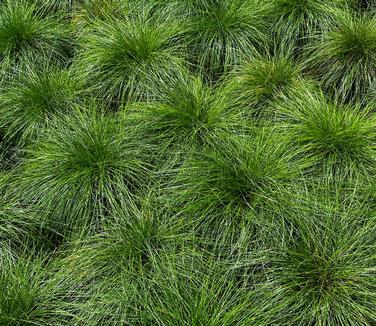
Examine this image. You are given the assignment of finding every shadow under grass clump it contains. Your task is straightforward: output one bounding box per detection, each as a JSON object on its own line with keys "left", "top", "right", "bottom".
{"left": 251, "top": 193, "right": 376, "bottom": 325}
{"left": 226, "top": 55, "right": 313, "bottom": 122}
{"left": 75, "top": 7, "right": 187, "bottom": 107}
{"left": 307, "top": 11, "right": 376, "bottom": 102}
{"left": 0, "top": 0, "right": 72, "bottom": 77}
{"left": 172, "top": 130, "right": 300, "bottom": 231}
{"left": 173, "top": 0, "right": 270, "bottom": 82}
{"left": 12, "top": 108, "right": 152, "bottom": 240}
{"left": 0, "top": 66, "right": 83, "bottom": 146}
{"left": 279, "top": 88, "right": 376, "bottom": 177}
{"left": 125, "top": 75, "right": 248, "bottom": 161}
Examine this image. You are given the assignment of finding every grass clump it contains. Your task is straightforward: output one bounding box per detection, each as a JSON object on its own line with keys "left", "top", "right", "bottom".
{"left": 125, "top": 76, "right": 247, "bottom": 157}
{"left": 13, "top": 108, "right": 152, "bottom": 239}
{"left": 172, "top": 130, "right": 299, "bottom": 228}
{"left": 226, "top": 55, "right": 310, "bottom": 121}
{"left": 307, "top": 12, "right": 376, "bottom": 102}
{"left": 58, "top": 202, "right": 195, "bottom": 325}
{"left": 63, "top": 203, "right": 193, "bottom": 280}
{"left": 75, "top": 8, "right": 186, "bottom": 106}
{"left": 0, "top": 246, "right": 69, "bottom": 326}
{"left": 251, "top": 193, "right": 376, "bottom": 325}
{"left": 266, "top": 0, "right": 344, "bottom": 53}
{"left": 279, "top": 89, "right": 376, "bottom": 176}
{"left": 0, "top": 0, "right": 71, "bottom": 75}
{"left": 175, "top": 0, "right": 270, "bottom": 81}
{"left": 0, "top": 66, "right": 82, "bottom": 145}
{"left": 142, "top": 257, "right": 254, "bottom": 326}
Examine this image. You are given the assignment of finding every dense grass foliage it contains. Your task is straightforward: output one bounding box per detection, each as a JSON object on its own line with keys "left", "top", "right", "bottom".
{"left": 0, "top": 65, "right": 83, "bottom": 144}
{"left": 12, "top": 108, "right": 152, "bottom": 238}
{"left": 75, "top": 7, "right": 186, "bottom": 106}
{"left": 226, "top": 55, "right": 312, "bottom": 121}
{"left": 1, "top": 0, "right": 376, "bottom": 325}
{"left": 0, "top": 0, "right": 71, "bottom": 76}
{"left": 173, "top": 0, "right": 270, "bottom": 81}
{"left": 279, "top": 88, "right": 376, "bottom": 176}
{"left": 308, "top": 11, "right": 376, "bottom": 102}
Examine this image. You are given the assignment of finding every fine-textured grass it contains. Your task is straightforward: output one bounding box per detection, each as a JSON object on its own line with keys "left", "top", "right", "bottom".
{"left": 0, "top": 246, "right": 70, "bottom": 326}
{"left": 72, "top": 0, "right": 131, "bottom": 29}
{"left": 1, "top": 1, "right": 376, "bottom": 325}
{"left": 226, "top": 54, "right": 311, "bottom": 121}
{"left": 266, "top": 0, "right": 344, "bottom": 54}
{"left": 172, "top": 130, "right": 300, "bottom": 229}
{"left": 0, "top": 0, "right": 71, "bottom": 76}
{"left": 278, "top": 88, "right": 376, "bottom": 176}
{"left": 142, "top": 256, "right": 254, "bottom": 326}
{"left": 0, "top": 190, "right": 35, "bottom": 247}
{"left": 0, "top": 65, "right": 83, "bottom": 145}
{"left": 125, "top": 76, "right": 248, "bottom": 158}
{"left": 251, "top": 188, "right": 376, "bottom": 325}
{"left": 307, "top": 11, "right": 376, "bottom": 102}
{"left": 174, "top": 0, "right": 271, "bottom": 81}
{"left": 12, "top": 108, "right": 152, "bottom": 240}
{"left": 75, "top": 7, "right": 186, "bottom": 106}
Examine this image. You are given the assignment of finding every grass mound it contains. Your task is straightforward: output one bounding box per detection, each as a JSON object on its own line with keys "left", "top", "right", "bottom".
{"left": 13, "top": 108, "right": 152, "bottom": 240}
{"left": 0, "top": 66, "right": 82, "bottom": 144}
{"left": 0, "top": 0, "right": 71, "bottom": 75}
{"left": 307, "top": 11, "right": 376, "bottom": 102}
{"left": 75, "top": 7, "right": 186, "bottom": 106}
{"left": 1, "top": 1, "right": 376, "bottom": 325}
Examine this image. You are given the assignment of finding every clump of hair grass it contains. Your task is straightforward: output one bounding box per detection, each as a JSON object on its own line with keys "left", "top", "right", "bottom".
{"left": 172, "top": 130, "right": 300, "bottom": 231}
{"left": 13, "top": 107, "right": 152, "bottom": 239}
{"left": 0, "top": 0, "right": 72, "bottom": 75}
{"left": 0, "top": 245, "right": 72, "bottom": 326}
{"left": 0, "top": 65, "right": 83, "bottom": 145}
{"left": 125, "top": 75, "right": 248, "bottom": 160}
{"left": 266, "top": 0, "right": 345, "bottom": 53}
{"left": 251, "top": 192, "right": 376, "bottom": 325}
{"left": 75, "top": 7, "right": 186, "bottom": 106}
{"left": 142, "top": 255, "right": 255, "bottom": 326}
{"left": 174, "top": 0, "right": 270, "bottom": 81}
{"left": 56, "top": 199, "right": 196, "bottom": 325}
{"left": 279, "top": 88, "right": 376, "bottom": 177}
{"left": 226, "top": 54, "right": 312, "bottom": 121}
{"left": 307, "top": 12, "right": 376, "bottom": 102}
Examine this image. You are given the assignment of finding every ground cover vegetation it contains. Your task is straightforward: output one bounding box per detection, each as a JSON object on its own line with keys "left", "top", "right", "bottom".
{"left": 0, "top": 0, "right": 376, "bottom": 325}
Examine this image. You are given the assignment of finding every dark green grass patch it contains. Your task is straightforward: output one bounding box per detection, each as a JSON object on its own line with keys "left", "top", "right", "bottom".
{"left": 171, "top": 129, "right": 301, "bottom": 230}
{"left": 226, "top": 54, "right": 313, "bottom": 121}
{"left": 174, "top": 0, "right": 271, "bottom": 81}
{"left": 125, "top": 75, "right": 249, "bottom": 159}
{"left": 251, "top": 191, "right": 376, "bottom": 325}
